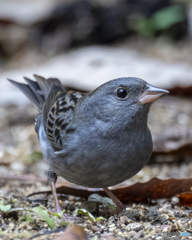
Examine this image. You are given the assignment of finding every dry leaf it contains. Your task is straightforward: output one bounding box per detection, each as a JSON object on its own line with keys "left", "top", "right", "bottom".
{"left": 55, "top": 226, "right": 88, "bottom": 240}
{"left": 26, "top": 177, "right": 192, "bottom": 204}
{"left": 179, "top": 192, "right": 192, "bottom": 207}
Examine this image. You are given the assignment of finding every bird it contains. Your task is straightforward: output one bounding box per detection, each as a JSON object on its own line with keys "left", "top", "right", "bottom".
{"left": 8, "top": 75, "right": 168, "bottom": 220}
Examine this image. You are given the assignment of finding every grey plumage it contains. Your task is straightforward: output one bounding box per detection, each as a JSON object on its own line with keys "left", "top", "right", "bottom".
{"left": 8, "top": 75, "right": 168, "bottom": 215}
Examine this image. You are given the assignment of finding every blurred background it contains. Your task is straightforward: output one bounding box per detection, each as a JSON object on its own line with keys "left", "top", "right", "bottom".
{"left": 1, "top": 0, "right": 192, "bottom": 186}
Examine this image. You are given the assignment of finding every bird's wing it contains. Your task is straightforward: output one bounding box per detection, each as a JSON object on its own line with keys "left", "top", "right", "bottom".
{"left": 43, "top": 89, "right": 85, "bottom": 151}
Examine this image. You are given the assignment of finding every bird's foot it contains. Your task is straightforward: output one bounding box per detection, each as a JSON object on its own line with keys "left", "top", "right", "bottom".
{"left": 54, "top": 205, "right": 82, "bottom": 222}
{"left": 111, "top": 201, "right": 126, "bottom": 216}
{"left": 55, "top": 203, "right": 63, "bottom": 213}
{"left": 49, "top": 181, "right": 82, "bottom": 222}
{"left": 103, "top": 187, "right": 126, "bottom": 216}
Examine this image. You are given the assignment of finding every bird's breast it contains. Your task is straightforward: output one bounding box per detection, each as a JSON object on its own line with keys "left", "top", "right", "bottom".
{"left": 52, "top": 126, "right": 152, "bottom": 187}
{"left": 39, "top": 122, "right": 152, "bottom": 188}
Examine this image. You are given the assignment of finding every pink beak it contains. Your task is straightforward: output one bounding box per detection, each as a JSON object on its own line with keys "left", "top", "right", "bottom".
{"left": 139, "top": 84, "right": 169, "bottom": 104}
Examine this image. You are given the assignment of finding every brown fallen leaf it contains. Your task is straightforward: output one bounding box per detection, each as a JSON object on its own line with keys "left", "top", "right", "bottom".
{"left": 179, "top": 192, "right": 192, "bottom": 207}
{"left": 26, "top": 177, "right": 192, "bottom": 204}
{"left": 55, "top": 226, "right": 88, "bottom": 240}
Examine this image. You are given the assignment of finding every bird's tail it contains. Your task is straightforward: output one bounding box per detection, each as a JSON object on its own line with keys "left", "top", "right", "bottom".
{"left": 8, "top": 75, "right": 63, "bottom": 110}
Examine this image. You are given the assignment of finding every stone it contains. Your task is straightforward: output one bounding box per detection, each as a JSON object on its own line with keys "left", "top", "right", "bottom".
{"left": 64, "top": 203, "right": 75, "bottom": 211}
{"left": 154, "top": 215, "right": 167, "bottom": 225}
{"left": 10, "top": 162, "right": 24, "bottom": 171}
{"left": 92, "top": 226, "right": 98, "bottom": 232}
{"left": 145, "top": 207, "right": 158, "bottom": 221}
{"left": 108, "top": 224, "right": 115, "bottom": 228}
{"left": 127, "top": 223, "right": 144, "bottom": 232}
{"left": 133, "top": 231, "right": 143, "bottom": 239}
{"left": 119, "top": 210, "right": 141, "bottom": 221}
{"left": 88, "top": 194, "right": 115, "bottom": 209}
{"left": 155, "top": 236, "right": 164, "bottom": 240}
{"left": 80, "top": 201, "right": 99, "bottom": 215}
{"left": 127, "top": 231, "right": 136, "bottom": 238}
{"left": 119, "top": 216, "right": 133, "bottom": 224}
{"left": 91, "top": 236, "right": 99, "bottom": 240}
{"left": 109, "top": 226, "right": 116, "bottom": 232}
{"left": 108, "top": 216, "right": 116, "bottom": 225}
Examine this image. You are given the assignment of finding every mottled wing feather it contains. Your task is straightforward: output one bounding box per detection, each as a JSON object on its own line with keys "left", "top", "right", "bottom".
{"left": 43, "top": 86, "right": 66, "bottom": 127}
{"left": 45, "top": 90, "right": 84, "bottom": 151}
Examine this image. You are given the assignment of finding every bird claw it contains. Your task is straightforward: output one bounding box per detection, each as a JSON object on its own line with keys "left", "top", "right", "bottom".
{"left": 53, "top": 204, "right": 82, "bottom": 222}
{"left": 111, "top": 202, "right": 126, "bottom": 216}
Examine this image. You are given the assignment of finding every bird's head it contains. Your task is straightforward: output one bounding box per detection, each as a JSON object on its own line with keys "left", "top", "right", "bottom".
{"left": 78, "top": 77, "right": 169, "bottom": 130}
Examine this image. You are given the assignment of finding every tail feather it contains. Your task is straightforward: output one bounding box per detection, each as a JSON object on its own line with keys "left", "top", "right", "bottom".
{"left": 24, "top": 77, "right": 45, "bottom": 105}
{"left": 34, "top": 75, "right": 63, "bottom": 99}
{"left": 8, "top": 79, "right": 43, "bottom": 109}
{"left": 8, "top": 75, "right": 64, "bottom": 110}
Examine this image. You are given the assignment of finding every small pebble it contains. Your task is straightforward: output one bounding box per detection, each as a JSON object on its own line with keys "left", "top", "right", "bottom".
{"left": 108, "top": 224, "right": 115, "bottom": 228}
{"left": 126, "top": 231, "right": 136, "bottom": 238}
{"left": 127, "top": 223, "right": 144, "bottom": 232}
{"left": 91, "top": 236, "right": 99, "bottom": 240}
{"left": 133, "top": 231, "right": 143, "bottom": 238}
{"left": 155, "top": 236, "right": 163, "bottom": 240}
{"left": 109, "top": 227, "right": 116, "bottom": 232}
{"left": 10, "top": 162, "right": 24, "bottom": 171}
{"left": 92, "top": 226, "right": 98, "bottom": 232}
{"left": 171, "top": 197, "right": 179, "bottom": 205}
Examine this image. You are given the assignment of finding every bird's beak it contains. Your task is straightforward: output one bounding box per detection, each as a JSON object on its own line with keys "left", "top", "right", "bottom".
{"left": 139, "top": 84, "right": 169, "bottom": 104}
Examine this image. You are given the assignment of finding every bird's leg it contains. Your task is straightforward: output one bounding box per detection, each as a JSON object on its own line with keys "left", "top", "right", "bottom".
{"left": 47, "top": 168, "right": 62, "bottom": 212}
{"left": 50, "top": 181, "right": 63, "bottom": 212}
{"left": 103, "top": 187, "right": 126, "bottom": 215}
{"left": 47, "top": 168, "right": 82, "bottom": 222}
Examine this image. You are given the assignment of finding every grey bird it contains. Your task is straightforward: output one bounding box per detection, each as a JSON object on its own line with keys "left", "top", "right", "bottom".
{"left": 8, "top": 76, "right": 168, "bottom": 220}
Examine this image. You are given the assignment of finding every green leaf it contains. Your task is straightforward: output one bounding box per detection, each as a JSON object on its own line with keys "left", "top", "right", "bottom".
{"left": 133, "top": 5, "right": 186, "bottom": 37}
{"left": 151, "top": 5, "right": 186, "bottom": 30}
{"left": 73, "top": 209, "right": 96, "bottom": 223}
{"left": 73, "top": 209, "right": 106, "bottom": 223}
{"left": 0, "top": 201, "right": 11, "bottom": 212}
{"left": 53, "top": 210, "right": 65, "bottom": 218}
{"left": 31, "top": 206, "right": 55, "bottom": 229}
{"left": 96, "top": 216, "right": 106, "bottom": 222}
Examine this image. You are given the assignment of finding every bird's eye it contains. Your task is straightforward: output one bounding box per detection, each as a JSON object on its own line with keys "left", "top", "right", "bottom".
{"left": 116, "top": 88, "right": 128, "bottom": 99}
